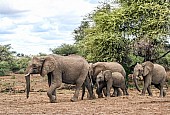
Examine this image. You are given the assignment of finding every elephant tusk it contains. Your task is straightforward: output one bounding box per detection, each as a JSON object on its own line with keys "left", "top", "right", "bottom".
{"left": 25, "top": 73, "right": 30, "bottom": 77}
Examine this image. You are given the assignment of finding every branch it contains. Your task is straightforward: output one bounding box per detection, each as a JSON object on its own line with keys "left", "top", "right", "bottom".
{"left": 151, "top": 50, "right": 170, "bottom": 62}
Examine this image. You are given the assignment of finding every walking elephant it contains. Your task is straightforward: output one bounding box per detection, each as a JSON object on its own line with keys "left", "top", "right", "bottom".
{"left": 88, "top": 62, "right": 127, "bottom": 98}
{"left": 96, "top": 70, "right": 129, "bottom": 97}
{"left": 25, "top": 54, "right": 95, "bottom": 103}
{"left": 133, "top": 61, "right": 167, "bottom": 97}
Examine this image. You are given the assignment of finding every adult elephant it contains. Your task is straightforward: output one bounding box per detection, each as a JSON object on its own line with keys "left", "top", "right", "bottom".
{"left": 133, "top": 61, "right": 167, "bottom": 97}
{"left": 89, "top": 62, "right": 127, "bottom": 98}
{"left": 25, "top": 54, "right": 95, "bottom": 103}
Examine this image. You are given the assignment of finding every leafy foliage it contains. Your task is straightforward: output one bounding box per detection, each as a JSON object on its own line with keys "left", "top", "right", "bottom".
{"left": 0, "top": 44, "right": 31, "bottom": 75}
{"left": 50, "top": 44, "right": 78, "bottom": 56}
{"left": 12, "top": 57, "right": 31, "bottom": 74}
{"left": 74, "top": 0, "right": 170, "bottom": 73}
{"left": 0, "top": 61, "right": 10, "bottom": 76}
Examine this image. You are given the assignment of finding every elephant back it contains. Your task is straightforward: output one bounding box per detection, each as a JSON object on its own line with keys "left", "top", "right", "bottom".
{"left": 97, "top": 62, "right": 126, "bottom": 77}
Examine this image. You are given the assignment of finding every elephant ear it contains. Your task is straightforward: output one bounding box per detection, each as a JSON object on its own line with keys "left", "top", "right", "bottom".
{"left": 104, "top": 70, "right": 112, "bottom": 81}
{"left": 89, "top": 63, "right": 94, "bottom": 76}
{"left": 142, "top": 61, "right": 154, "bottom": 76}
{"left": 40, "top": 56, "right": 55, "bottom": 77}
{"left": 94, "top": 64, "right": 106, "bottom": 76}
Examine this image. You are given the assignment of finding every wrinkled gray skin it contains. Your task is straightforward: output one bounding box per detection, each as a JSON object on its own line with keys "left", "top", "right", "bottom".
{"left": 89, "top": 62, "right": 127, "bottom": 98}
{"left": 25, "top": 54, "right": 95, "bottom": 103}
{"left": 133, "top": 61, "right": 167, "bottom": 97}
{"left": 96, "top": 70, "right": 129, "bottom": 97}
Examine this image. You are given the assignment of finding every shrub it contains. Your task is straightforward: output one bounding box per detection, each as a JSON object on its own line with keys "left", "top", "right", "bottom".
{"left": 0, "top": 61, "right": 10, "bottom": 76}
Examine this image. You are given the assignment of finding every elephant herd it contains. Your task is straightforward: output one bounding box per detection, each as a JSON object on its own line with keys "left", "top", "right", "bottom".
{"left": 25, "top": 54, "right": 168, "bottom": 103}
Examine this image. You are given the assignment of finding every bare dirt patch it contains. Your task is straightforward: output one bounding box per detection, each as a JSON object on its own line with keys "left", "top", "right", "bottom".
{"left": 0, "top": 74, "right": 170, "bottom": 115}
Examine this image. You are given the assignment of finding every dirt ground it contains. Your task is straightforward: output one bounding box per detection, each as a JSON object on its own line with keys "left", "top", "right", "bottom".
{"left": 0, "top": 74, "right": 170, "bottom": 115}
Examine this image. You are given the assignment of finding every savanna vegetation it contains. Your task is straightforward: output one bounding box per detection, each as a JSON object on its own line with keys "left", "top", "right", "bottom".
{"left": 1, "top": 0, "right": 170, "bottom": 78}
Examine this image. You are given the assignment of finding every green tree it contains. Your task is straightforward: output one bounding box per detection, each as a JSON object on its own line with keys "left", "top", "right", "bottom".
{"left": 73, "top": 20, "right": 90, "bottom": 43}
{"left": 0, "top": 44, "right": 16, "bottom": 62}
{"left": 73, "top": 0, "right": 170, "bottom": 74}
{"left": 50, "top": 44, "right": 78, "bottom": 56}
{"left": 12, "top": 56, "right": 31, "bottom": 74}
{"left": 0, "top": 44, "right": 16, "bottom": 75}
{"left": 117, "top": 0, "right": 170, "bottom": 62}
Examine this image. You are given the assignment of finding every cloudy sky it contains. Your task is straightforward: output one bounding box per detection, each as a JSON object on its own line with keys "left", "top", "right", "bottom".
{"left": 0, "top": 0, "right": 100, "bottom": 55}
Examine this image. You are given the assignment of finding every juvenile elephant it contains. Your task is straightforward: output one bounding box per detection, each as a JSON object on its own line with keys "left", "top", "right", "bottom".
{"left": 133, "top": 61, "right": 167, "bottom": 97}
{"left": 96, "top": 70, "right": 129, "bottom": 97}
{"left": 89, "top": 62, "right": 127, "bottom": 97}
{"left": 25, "top": 54, "right": 95, "bottom": 103}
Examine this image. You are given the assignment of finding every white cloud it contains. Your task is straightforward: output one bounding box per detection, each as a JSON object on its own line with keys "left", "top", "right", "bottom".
{"left": 0, "top": 0, "right": 100, "bottom": 55}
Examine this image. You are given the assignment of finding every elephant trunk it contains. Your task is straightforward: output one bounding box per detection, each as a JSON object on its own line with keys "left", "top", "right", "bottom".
{"left": 96, "top": 81, "right": 100, "bottom": 95}
{"left": 133, "top": 74, "right": 141, "bottom": 92}
{"left": 25, "top": 74, "right": 30, "bottom": 98}
{"left": 96, "top": 79, "right": 100, "bottom": 90}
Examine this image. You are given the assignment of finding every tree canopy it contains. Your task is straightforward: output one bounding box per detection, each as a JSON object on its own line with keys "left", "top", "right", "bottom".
{"left": 50, "top": 44, "right": 78, "bottom": 56}
{"left": 73, "top": 0, "right": 170, "bottom": 73}
{"left": 0, "top": 44, "right": 31, "bottom": 75}
{"left": 74, "top": 0, "right": 170, "bottom": 61}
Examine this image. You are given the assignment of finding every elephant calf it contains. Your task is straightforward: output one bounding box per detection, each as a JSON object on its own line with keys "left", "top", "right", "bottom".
{"left": 96, "top": 70, "right": 129, "bottom": 97}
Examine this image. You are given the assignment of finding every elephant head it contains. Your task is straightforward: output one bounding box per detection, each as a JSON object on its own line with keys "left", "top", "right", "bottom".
{"left": 96, "top": 70, "right": 112, "bottom": 88}
{"left": 133, "top": 61, "right": 154, "bottom": 92}
{"left": 96, "top": 71, "right": 104, "bottom": 89}
{"left": 25, "top": 55, "right": 56, "bottom": 98}
{"left": 89, "top": 63, "right": 106, "bottom": 84}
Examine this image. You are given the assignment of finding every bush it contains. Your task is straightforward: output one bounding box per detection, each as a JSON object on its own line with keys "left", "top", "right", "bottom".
{"left": 0, "top": 61, "right": 10, "bottom": 76}
{"left": 11, "top": 57, "right": 30, "bottom": 73}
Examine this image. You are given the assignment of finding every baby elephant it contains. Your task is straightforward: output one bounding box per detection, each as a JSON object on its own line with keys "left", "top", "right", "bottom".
{"left": 96, "top": 70, "right": 128, "bottom": 97}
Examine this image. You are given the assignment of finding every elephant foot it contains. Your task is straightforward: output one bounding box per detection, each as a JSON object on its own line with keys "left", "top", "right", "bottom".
{"left": 106, "top": 95, "right": 111, "bottom": 98}
{"left": 92, "top": 94, "right": 96, "bottom": 99}
{"left": 148, "top": 94, "right": 153, "bottom": 97}
{"left": 98, "top": 94, "right": 103, "bottom": 98}
{"left": 140, "top": 93, "right": 145, "bottom": 96}
{"left": 125, "top": 92, "right": 129, "bottom": 95}
{"left": 159, "top": 95, "right": 163, "bottom": 98}
{"left": 117, "top": 93, "right": 122, "bottom": 97}
{"left": 163, "top": 92, "right": 166, "bottom": 97}
{"left": 70, "top": 97, "right": 78, "bottom": 102}
{"left": 88, "top": 94, "right": 96, "bottom": 100}
{"left": 111, "top": 94, "right": 117, "bottom": 97}
{"left": 50, "top": 95, "right": 56, "bottom": 103}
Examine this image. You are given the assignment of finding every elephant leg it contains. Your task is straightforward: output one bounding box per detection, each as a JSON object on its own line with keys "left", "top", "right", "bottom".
{"left": 161, "top": 82, "right": 166, "bottom": 97}
{"left": 155, "top": 84, "right": 166, "bottom": 97}
{"left": 96, "top": 82, "right": 106, "bottom": 98}
{"left": 84, "top": 77, "right": 96, "bottom": 100}
{"left": 147, "top": 85, "right": 152, "bottom": 96}
{"left": 71, "top": 78, "right": 85, "bottom": 102}
{"left": 125, "top": 87, "right": 129, "bottom": 95}
{"left": 121, "top": 86, "right": 129, "bottom": 95}
{"left": 47, "top": 73, "right": 56, "bottom": 97}
{"left": 111, "top": 87, "right": 117, "bottom": 97}
{"left": 102, "top": 88, "right": 107, "bottom": 97}
{"left": 121, "top": 88, "right": 126, "bottom": 95}
{"left": 47, "top": 73, "right": 52, "bottom": 87}
{"left": 106, "top": 81, "right": 112, "bottom": 97}
{"left": 47, "top": 74, "right": 62, "bottom": 103}
{"left": 113, "top": 88, "right": 122, "bottom": 97}
{"left": 111, "top": 87, "right": 122, "bottom": 97}
{"left": 141, "top": 76, "right": 151, "bottom": 96}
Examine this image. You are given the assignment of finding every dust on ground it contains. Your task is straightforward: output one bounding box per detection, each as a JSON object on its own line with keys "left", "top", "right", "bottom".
{"left": 0, "top": 74, "right": 170, "bottom": 115}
